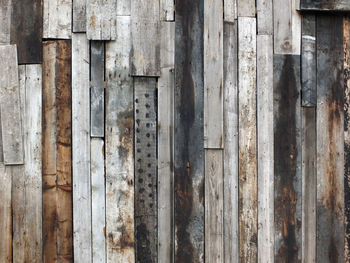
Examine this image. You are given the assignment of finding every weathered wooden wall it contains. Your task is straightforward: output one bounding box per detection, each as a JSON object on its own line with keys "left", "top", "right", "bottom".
{"left": 1, "top": 0, "right": 350, "bottom": 262}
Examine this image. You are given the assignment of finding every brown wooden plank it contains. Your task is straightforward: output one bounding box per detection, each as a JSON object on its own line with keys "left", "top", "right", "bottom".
{"left": 300, "top": 0, "right": 350, "bottom": 11}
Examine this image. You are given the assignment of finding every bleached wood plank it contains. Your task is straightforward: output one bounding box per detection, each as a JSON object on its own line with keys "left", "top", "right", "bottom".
{"left": 160, "top": 22, "right": 175, "bottom": 69}
{"left": 204, "top": 0, "right": 223, "bottom": 149}
{"left": 0, "top": 163, "right": 11, "bottom": 262}
{"left": 117, "top": 0, "right": 130, "bottom": 15}
{"left": 238, "top": 17, "right": 257, "bottom": 263}
{"left": 224, "top": 0, "right": 237, "bottom": 22}
{"left": 273, "top": 0, "right": 301, "bottom": 54}
{"left": 0, "top": 45, "right": 23, "bottom": 165}
{"left": 0, "top": 0, "right": 11, "bottom": 44}
{"left": 257, "top": 0, "right": 273, "bottom": 35}
{"left": 86, "top": 0, "right": 117, "bottom": 40}
{"left": 72, "top": 33, "right": 92, "bottom": 262}
{"left": 257, "top": 34, "right": 274, "bottom": 263}
{"left": 131, "top": 0, "right": 160, "bottom": 76}
{"left": 160, "top": 0, "right": 174, "bottom": 21}
{"left": 73, "top": 0, "right": 86, "bottom": 32}
{"left": 237, "top": 0, "right": 255, "bottom": 17}
{"left": 205, "top": 149, "right": 224, "bottom": 262}
{"left": 105, "top": 15, "right": 134, "bottom": 262}
{"left": 91, "top": 138, "right": 106, "bottom": 263}
{"left": 223, "top": 21, "right": 238, "bottom": 263}
{"left": 43, "top": 0, "right": 72, "bottom": 39}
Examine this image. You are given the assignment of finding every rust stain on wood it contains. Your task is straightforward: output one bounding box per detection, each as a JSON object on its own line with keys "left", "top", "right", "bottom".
{"left": 117, "top": 109, "right": 133, "bottom": 163}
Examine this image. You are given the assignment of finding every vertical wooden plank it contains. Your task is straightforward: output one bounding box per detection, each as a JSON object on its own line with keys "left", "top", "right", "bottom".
{"left": 205, "top": 150, "right": 224, "bottom": 262}
{"left": 174, "top": 0, "right": 204, "bottom": 260}
{"left": 105, "top": 15, "right": 134, "bottom": 262}
{"left": 43, "top": 0, "right": 72, "bottom": 39}
{"left": 301, "top": 14, "right": 316, "bottom": 107}
{"left": 273, "top": 54, "right": 302, "bottom": 262}
{"left": 316, "top": 14, "right": 344, "bottom": 262}
{"left": 238, "top": 17, "right": 257, "bottom": 263}
{"left": 0, "top": 0, "right": 11, "bottom": 44}
{"left": 224, "top": 0, "right": 237, "bottom": 22}
{"left": 131, "top": 0, "right": 160, "bottom": 76}
{"left": 257, "top": 0, "right": 273, "bottom": 35}
{"left": 0, "top": 45, "right": 23, "bottom": 165}
{"left": 86, "top": 0, "right": 117, "bottom": 40}
{"left": 301, "top": 107, "right": 316, "bottom": 263}
{"left": 117, "top": 0, "right": 130, "bottom": 15}
{"left": 223, "top": 21, "right": 238, "bottom": 263}
{"left": 91, "top": 138, "right": 106, "bottom": 263}
{"left": 72, "top": 33, "right": 91, "bottom": 262}
{"left": 273, "top": 0, "right": 301, "bottom": 54}
{"left": 160, "top": 0, "right": 174, "bottom": 21}
{"left": 0, "top": 163, "right": 11, "bottom": 263}
{"left": 73, "top": 0, "right": 86, "bottom": 32}
{"left": 257, "top": 34, "right": 274, "bottom": 263}
{"left": 90, "top": 41, "right": 105, "bottom": 137}
{"left": 237, "top": 0, "right": 255, "bottom": 17}
{"left": 204, "top": 0, "right": 223, "bottom": 149}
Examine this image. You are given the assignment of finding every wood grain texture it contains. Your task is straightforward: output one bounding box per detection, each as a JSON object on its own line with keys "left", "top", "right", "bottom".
{"left": 72, "top": 33, "right": 92, "bottom": 262}
{"left": 257, "top": 34, "right": 274, "bottom": 263}
{"left": 237, "top": 0, "right": 255, "bottom": 17}
{"left": 300, "top": 0, "right": 350, "bottom": 11}
{"left": 0, "top": 0, "right": 11, "bottom": 44}
{"left": 105, "top": 15, "right": 134, "bottom": 262}
{"left": 0, "top": 45, "right": 23, "bottom": 165}
{"left": 73, "top": 0, "right": 86, "bottom": 32}
{"left": 117, "top": 0, "right": 130, "bottom": 15}
{"left": 90, "top": 41, "right": 105, "bottom": 137}
{"left": 160, "top": 0, "right": 174, "bottom": 21}
{"left": 274, "top": 54, "right": 302, "bottom": 262}
{"left": 238, "top": 17, "right": 257, "bottom": 263}
{"left": 131, "top": 0, "right": 160, "bottom": 76}
{"left": 273, "top": 0, "right": 301, "bottom": 54}
{"left": 224, "top": 0, "right": 236, "bottom": 22}
{"left": 0, "top": 163, "right": 11, "bottom": 263}
{"left": 257, "top": 0, "right": 273, "bottom": 35}
{"left": 223, "top": 21, "right": 238, "bottom": 263}
{"left": 43, "top": 40, "right": 73, "bottom": 263}
{"left": 301, "top": 14, "right": 316, "bottom": 107}
{"left": 204, "top": 0, "right": 223, "bottom": 149}
{"left": 174, "top": 0, "right": 204, "bottom": 261}
{"left": 43, "top": 0, "right": 72, "bottom": 39}
{"left": 316, "top": 14, "right": 344, "bottom": 263}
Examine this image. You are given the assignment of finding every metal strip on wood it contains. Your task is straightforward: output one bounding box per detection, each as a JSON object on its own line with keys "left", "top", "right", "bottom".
{"left": 257, "top": 0, "right": 273, "bottom": 35}
{"left": 300, "top": 0, "right": 350, "bottom": 11}
{"left": 73, "top": 0, "right": 86, "bottom": 32}
{"left": 0, "top": 0, "right": 11, "bottom": 44}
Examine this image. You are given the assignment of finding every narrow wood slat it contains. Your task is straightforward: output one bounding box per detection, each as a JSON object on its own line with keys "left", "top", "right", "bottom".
{"left": 223, "top": 21, "right": 238, "bottom": 263}
{"left": 257, "top": 34, "right": 274, "bottom": 263}
{"left": 300, "top": 0, "right": 350, "bottom": 11}
{"left": 224, "top": 0, "right": 236, "bottom": 22}
{"left": 174, "top": 0, "right": 204, "bottom": 260}
{"left": 160, "top": 22, "right": 175, "bottom": 69}
{"left": 105, "top": 15, "right": 134, "bottom": 262}
{"left": 238, "top": 17, "right": 257, "bottom": 263}
{"left": 90, "top": 41, "right": 105, "bottom": 137}
{"left": 204, "top": 0, "right": 223, "bottom": 149}
{"left": 257, "top": 0, "right": 273, "bottom": 35}
{"left": 0, "top": 0, "right": 11, "bottom": 44}
{"left": 0, "top": 45, "right": 23, "bottom": 165}
{"left": 0, "top": 163, "right": 11, "bottom": 263}
{"left": 160, "top": 0, "right": 174, "bottom": 21}
{"left": 237, "top": 0, "right": 255, "bottom": 17}
{"left": 73, "top": 0, "right": 86, "bottom": 32}
{"left": 43, "top": 0, "right": 71, "bottom": 39}
{"left": 72, "top": 33, "right": 92, "bottom": 262}
{"left": 316, "top": 14, "right": 344, "bottom": 262}
{"left": 273, "top": 54, "right": 302, "bottom": 262}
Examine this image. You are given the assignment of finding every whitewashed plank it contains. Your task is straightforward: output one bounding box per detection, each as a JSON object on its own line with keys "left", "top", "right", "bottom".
{"left": 43, "top": 0, "right": 72, "bottom": 39}
{"left": 204, "top": 0, "right": 223, "bottom": 149}
{"left": 91, "top": 138, "right": 106, "bottom": 263}
{"left": 72, "top": 33, "right": 92, "bottom": 262}
{"left": 160, "top": 0, "right": 174, "bottom": 21}
{"left": 0, "top": 163, "right": 11, "bottom": 262}
{"left": 105, "top": 15, "right": 135, "bottom": 262}
{"left": 117, "top": 0, "right": 130, "bottom": 15}
{"left": 224, "top": 0, "right": 237, "bottom": 22}
{"left": 257, "top": 34, "right": 274, "bottom": 263}
{"left": 237, "top": 0, "right": 255, "bottom": 17}
{"left": 73, "top": 0, "right": 86, "bottom": 32}
{"left": 0, "top": 0, "right": 11, "bottom": 44}
{"left": 257, "top": 0, "right": 273, "bottom": 35}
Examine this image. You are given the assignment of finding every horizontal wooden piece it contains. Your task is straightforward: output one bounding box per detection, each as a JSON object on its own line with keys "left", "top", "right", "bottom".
{"left": 0, "top": 0, "right": 11, "bottom": 44}
{"left": 300, "top": 0, "right": 350, "bottom": 11}
{"left": 73, "top": 0, "right": 86, "bottom": 32}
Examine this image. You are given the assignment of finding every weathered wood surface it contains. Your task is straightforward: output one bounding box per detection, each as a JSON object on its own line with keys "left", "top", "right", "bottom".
{"left": 223, "top": 21, "right": 238, "bottom": 263}
{"left": 257, "top": 0, "right": 273, "bottom": 35}
{"left": 131, "top": 0, "right": 160, "bottom": 76}
{"left": 0, "top": 0, "right": 11, "bottom": 44}
{"left": 90, "top": 41, "right": 104, "bottom": 137}
{"left": 86, "top": 0, "right": 117, "bottom": 40}
{"left": 160, "top": 22, "right": 175, "bottom": 69}
{"left": 91, "top": 138, "right": 106, "bottom": 263}
{"left": 0, "top": 163, "right": 11, "bottom": 263}
{"left": 43, "top": 0, "right": 72, "bottom": 39}
{"left": 72, "top": 33, "right": 92, "bottom": 262}
{"left": 0, "top": 45, "right": 23, "bottom": 165}
{"left": 257, "top": 34, "right": 274, "bottom": 263}
{"left": 73, "top": 0, "right": 86, "bottom": 32}
{"left": 204, "top": 0, "right": 223, "bottom": 149}
{"left": 105, "top": 15, "right": 134, "bottom": 262}
{"left": 274, "top": 54, "right": 302, "bottom": 262}
{"left": 237, "top": 0, "right": 255, "bottom": 17}
{"left": 302, "top": 14, "right": 316, "bottom": 107}
{"left": 316, "top": 15, "right": 344, "bottom": 262}
{"left": 160, "top": 0, "right": 174, "bottom": 21}
{"left": 224, "top": 0, "right": 236, "bottom": 22}
{"left": 300, "top": 0, "right": 350, "bottom": 11}
{"left": 43, "top": 40, "right": 73, "bottom": 263}
{"left": 238, "top": 17, "right": 257, "bottom": 263}
{"left": 10, "top": 0, "right": 42, "bottom": 64}
{"left": 301, "top": 107, "right": 316, "bottom": 263}
{"left": 174, "top": 0, "right": 204, "bottom": 261}
{"left": 274, "top": 0, "right": 301, "bottom": 54}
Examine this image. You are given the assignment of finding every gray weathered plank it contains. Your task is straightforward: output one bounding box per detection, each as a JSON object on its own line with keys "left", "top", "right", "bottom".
{"left": 224, "top": 0, "right": 237, "bottom": 22}
{"left": 0, "top": 0, "right": 11, "bottom": 44}
{"left": 204, "top": 0, "right": 223, "bottom": 149}
{"left": 257, "top": 34, "right": 274, "bottom": 263}
{"left": 237, "top": 0, "right": 255, "bottom": 17}
{"left": 257, "top": 0, "right": 273, "bottom": 35}
{"left": 90, "top": 41, "right": 105, "bottom": 137}
{"left": 301, "top": 14, "right": 316, "bottom": 107}
{"left": 0, "top": 45, "right": 23, "bottom": 165}
{"left": 131, "top": 0, "right": 160, "bottom": 76}
{"left": 0, "top": 164, "right": 11, "bottom": 263}
{"left": 105, "top": 15, "right": 134, "bottom": 262}
{"left": 73, "top": 0, "right": 86, "bottom": 32}
{"left": 160, "top": 0, "right": 174, "bottom": 21}
{"left": 117, "top": 0, "right": 130, "bottom": 15}
{"left": 300, "top": 0, "right": 350, "bottom": 11}
{"left": 160, "top": 22, "right": 175, "bottom": 69}
{"left": 72, "top": 33, "right": 92, "bottom": 262}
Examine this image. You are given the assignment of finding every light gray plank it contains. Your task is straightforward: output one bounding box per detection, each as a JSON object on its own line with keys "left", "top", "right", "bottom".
{"left": 160, "top": 22, "right": 175, "bottom": 69}
{"left": 0, "top": 0, "right": 11, "bottom": 44}
{"left": 237, "top": 0, "right": 255, "bottom": 17}
{"left": 0, "top": 164, "right": 11, "bottom": 263}
{"left": 224, "top": 0, "right": 237, "bottom": 22}
{"left": 73, "top": 0, "right": 86, "bottom": 32}
{"left": 117, "top": 0, "right": 130, "bottom": 15}
{"left": 257, "top": 0, "right": 273, "bottom": 34}
{"left": 72, "top": 33, "right": 92, "bottom": 262}
{"left": 160, "top": 0, "right": 174, "bottom": 21}
{"left": 0, "top": 45, "right": 23, "bottom": 165}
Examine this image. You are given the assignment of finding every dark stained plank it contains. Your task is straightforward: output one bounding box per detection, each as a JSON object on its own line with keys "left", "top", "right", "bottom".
{"left": 10, "top": 0, "right": 42, "bottom": 64}
{"left": 300, "top": 0, "right": 350, "bottom": 11}
{"left": 316, "top": 14, "right": 344, "bottom": 262}
{"left": 273, "top": 54, "right": 302, "bottom": 262}
{"left": 174, "top": 0, "right": 204, "bottom": 261}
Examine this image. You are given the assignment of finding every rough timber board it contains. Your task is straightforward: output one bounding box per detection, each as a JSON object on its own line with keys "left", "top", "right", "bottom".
{"left": 300, "top": 0, "right": 350, "bottom": 11}
{"left": 73, "top": 0, "right": 86, "bottom": 32}
{"left": 0, "top": 0, "right": 11, "bottom": 44}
